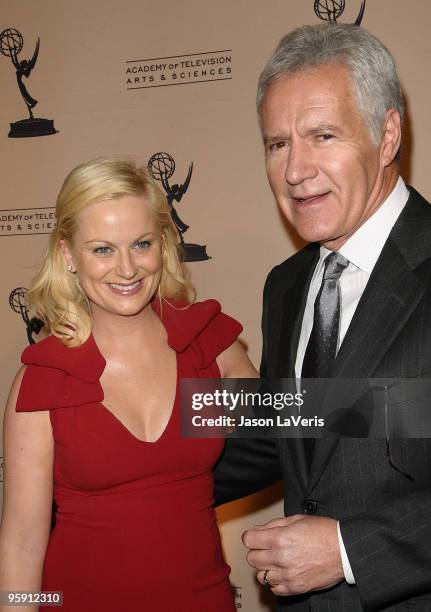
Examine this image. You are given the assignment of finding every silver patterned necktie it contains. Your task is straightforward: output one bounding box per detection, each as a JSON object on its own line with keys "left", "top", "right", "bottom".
{"left": 302, "top": 251, "right": 350, "bottom": 379}
{"left": 301, "top": 251, "right": 349, "bottom": 469}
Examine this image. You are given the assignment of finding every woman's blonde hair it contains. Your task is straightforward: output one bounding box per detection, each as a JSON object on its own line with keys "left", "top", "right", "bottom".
{"left": 28, "top": 157, "right": 193, "bottom": 347}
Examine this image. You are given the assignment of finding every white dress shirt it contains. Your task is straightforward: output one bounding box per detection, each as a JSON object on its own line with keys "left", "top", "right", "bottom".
{"left": 294, "top": 177, "right": 410, "bottom": 583}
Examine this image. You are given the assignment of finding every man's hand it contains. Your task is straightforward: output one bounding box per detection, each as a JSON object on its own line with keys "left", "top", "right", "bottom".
{"left": 243, "top": 515, "right": 344, "bottom": 596}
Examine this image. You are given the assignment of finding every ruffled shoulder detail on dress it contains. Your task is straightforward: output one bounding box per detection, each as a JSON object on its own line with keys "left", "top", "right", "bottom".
{"left": 15, "top": 299, "right": 242, "bottom": 412}
{"left": 154, "top": 299, "right": 243, "bottom": 369}
{"left": 16, "top": 335, "right": 105, "bottom": 412}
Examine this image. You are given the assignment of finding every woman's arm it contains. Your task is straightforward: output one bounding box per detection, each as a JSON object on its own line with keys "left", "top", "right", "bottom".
{"left": 0, "top": 367, "right": 54, "bottom": 612}
{"left": 216, "top": 340, "right": 259, "bottom": 378}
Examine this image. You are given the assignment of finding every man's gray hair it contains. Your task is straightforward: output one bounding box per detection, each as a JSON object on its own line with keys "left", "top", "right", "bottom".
{"left": 257, "top": 23, "right": 404, "bottom": 147}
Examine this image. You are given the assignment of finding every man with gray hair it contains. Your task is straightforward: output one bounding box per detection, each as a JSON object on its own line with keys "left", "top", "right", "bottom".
{"left": 215, "top": 23, "right": 431, "bottom": 611}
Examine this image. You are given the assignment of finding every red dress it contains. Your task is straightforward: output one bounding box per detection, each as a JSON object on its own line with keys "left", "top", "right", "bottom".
{"left": 16, "top": 299, "right": 241, "bottom": 612}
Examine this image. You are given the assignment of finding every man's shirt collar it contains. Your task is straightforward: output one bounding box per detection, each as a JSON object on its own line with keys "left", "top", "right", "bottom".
{"left": 320, "top": 177, "right": 409, "bottom": 274}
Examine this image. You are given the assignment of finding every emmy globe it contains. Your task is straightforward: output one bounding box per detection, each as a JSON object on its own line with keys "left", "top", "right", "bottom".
{"left": 0, "top": 27, "right": 58, "bottom": 138}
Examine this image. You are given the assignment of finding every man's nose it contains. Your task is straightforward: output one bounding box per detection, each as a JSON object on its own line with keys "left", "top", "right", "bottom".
{"left": 116, "top": 250, "right": 138, "bottom": 279}
{"left": 284, "top": 141, "right": 318, "bottom": 185}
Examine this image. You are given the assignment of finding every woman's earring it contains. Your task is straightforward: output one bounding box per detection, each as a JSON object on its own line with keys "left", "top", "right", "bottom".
{"left": 67, "top": 265, "right": 74, "bottom": 273}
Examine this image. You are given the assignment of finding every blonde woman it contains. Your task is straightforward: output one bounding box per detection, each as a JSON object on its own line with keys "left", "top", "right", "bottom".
{"left": 0, "top": 158, "right": 257, "bottom": 612}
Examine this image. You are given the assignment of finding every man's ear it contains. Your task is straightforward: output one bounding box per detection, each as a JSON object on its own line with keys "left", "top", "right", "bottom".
{"left": 60, "top": 239, "right": 76, "bottom": 273}
{"left": 380, "top": 109, "right": 402, "bottom": 167}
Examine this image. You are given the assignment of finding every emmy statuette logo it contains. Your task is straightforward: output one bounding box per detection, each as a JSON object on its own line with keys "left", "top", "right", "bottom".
{"left": 0, "top": 28, "right": 58, "bottom": 138}
{"left": 148, "top": 153, "right": 210, "bottom": 262}
{"left": 9, "top": 287, "right": 44, "bottom": 345}
{"left": 314, "top": 0, "right": 366, "bottom": 25}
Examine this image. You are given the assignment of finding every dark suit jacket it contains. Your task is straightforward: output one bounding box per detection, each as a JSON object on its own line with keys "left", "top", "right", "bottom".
{"left": 214, "top": 187, "right": 431, "bottom": 612}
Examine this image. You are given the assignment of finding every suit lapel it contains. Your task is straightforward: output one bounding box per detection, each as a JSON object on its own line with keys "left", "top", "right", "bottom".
{"left": 271, "top": 246, "right": 319, "bottom": 492}
{"left": 307, "top": 220, "right": 427, "bottom": 495}
{"left": 276, "top": 259, "right": 316, "bottom": 379}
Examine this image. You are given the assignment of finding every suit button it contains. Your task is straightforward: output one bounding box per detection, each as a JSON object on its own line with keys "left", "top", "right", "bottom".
{"left": 303, "top": 499, "right": 318, "bottom": 514}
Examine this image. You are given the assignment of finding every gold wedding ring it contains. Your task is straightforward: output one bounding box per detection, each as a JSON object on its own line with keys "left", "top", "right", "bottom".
{"left": 263, "top": 569, "right": 271, "bottom": 586}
